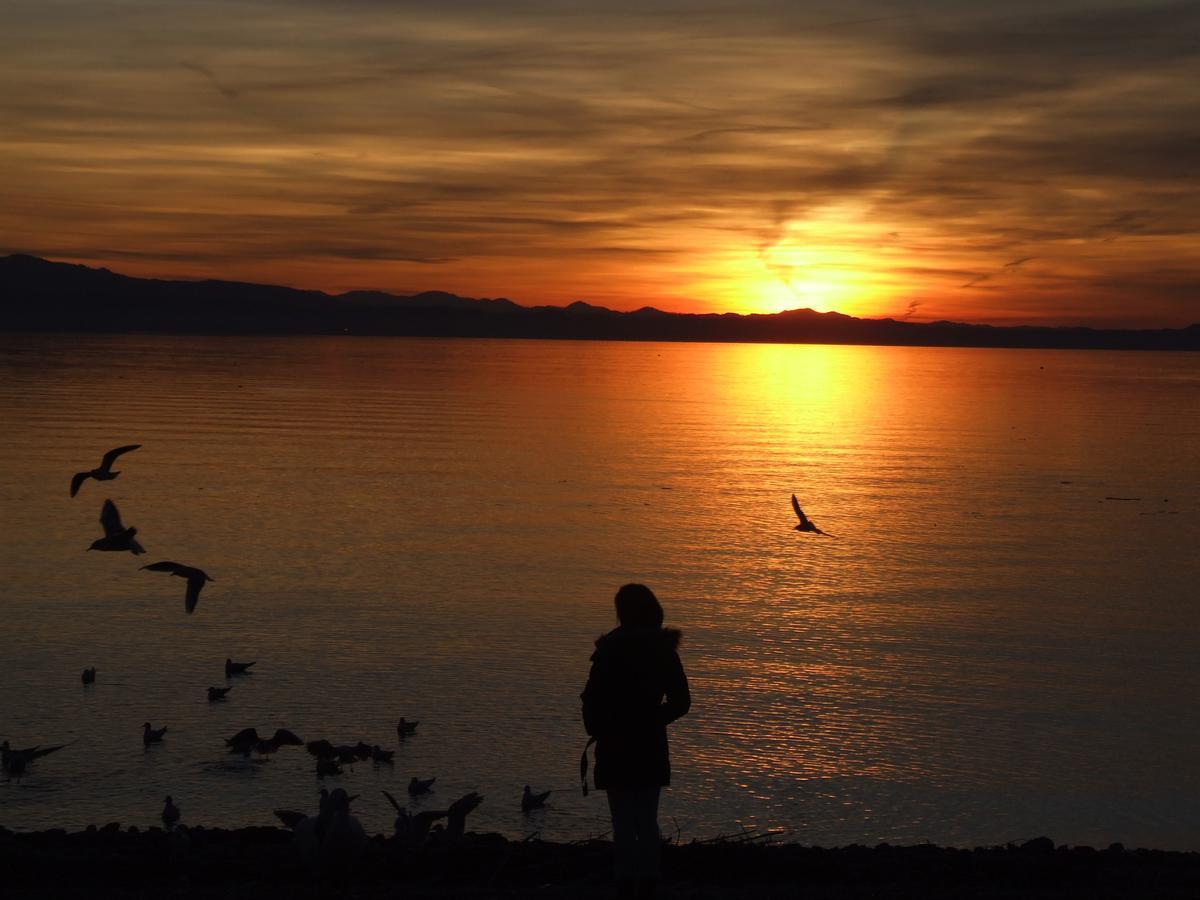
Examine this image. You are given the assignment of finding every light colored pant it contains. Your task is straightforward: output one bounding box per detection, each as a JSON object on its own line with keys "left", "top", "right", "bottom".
{"left": 607, "top": 787, "right": 661, "bottom": 879}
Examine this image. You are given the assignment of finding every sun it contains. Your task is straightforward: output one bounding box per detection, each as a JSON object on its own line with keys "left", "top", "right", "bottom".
{"left": 684, "top": 203, "right": 901, "bottom": 318}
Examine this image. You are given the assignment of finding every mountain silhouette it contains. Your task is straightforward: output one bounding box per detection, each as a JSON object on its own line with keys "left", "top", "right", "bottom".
{"left": 2, "top": 254, "right": 1197, "bottom": 350}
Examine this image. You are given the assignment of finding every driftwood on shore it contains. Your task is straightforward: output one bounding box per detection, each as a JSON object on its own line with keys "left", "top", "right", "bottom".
{"left": 3, "top": 825, "right": 1200, "bottom": 899}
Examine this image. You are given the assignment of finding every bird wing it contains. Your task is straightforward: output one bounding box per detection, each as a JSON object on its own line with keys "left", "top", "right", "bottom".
{"left": 100, "top": 444, "right": 141, "bottom": 472}
{"left": 100, "top": 499, "right": 124, "bottom": 536}
{"left": 226, "top": 727, "right": 259, "bottom": 745}
{"left": 382, "top": 790, "right": 403, "bottom": 813}
{"left": 30, "top": 744, "right": 67, "bottom": 760}
{"left": 129, "top": 538, "right": 146, "bottom": 555}
{"left": 70, "top": 472, "right": 90, "bottom": 497}
{"left": 142, "top": 561, "right": 185, "bottom": 574}
{"left": 185, "top": 574, "right": 205, "bottom": 613}
{"left": 792, "top": 497, "right": 814, "bottom": 528}
{"left": 271, "top": 728, "right": 304, "bottom": 746}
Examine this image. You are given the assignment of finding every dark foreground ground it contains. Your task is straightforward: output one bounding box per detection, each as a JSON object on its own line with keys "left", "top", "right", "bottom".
{"left": 4, "top": 825, "right": 1199, "bottom": 899}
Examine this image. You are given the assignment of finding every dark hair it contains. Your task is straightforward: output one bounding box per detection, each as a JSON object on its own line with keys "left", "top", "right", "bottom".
{"left": 614, "top": 583, "right": 663, "bottom": 628}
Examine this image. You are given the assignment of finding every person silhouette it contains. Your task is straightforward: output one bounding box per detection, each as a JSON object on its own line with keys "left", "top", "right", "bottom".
{"left": 581, "top": 583, "right": 690, "bottom": 899}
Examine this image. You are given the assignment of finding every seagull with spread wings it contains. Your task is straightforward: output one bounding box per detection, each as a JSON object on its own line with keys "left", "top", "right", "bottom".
{"left": 88, "top": 499, "right": 145, "bottom": 554}
{"left": 141, "top": 562, "right": 213, "bottom": 613}
{"left": 71, "top": 444, "right": 141, "bottom": 497}
{"left": 791, "top": 494, "right": 831, "bottom": 536}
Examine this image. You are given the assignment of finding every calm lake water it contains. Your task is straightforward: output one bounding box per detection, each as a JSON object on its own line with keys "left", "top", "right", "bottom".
{"left": 0, "top": 334, "right": 1197, "bottom": 849}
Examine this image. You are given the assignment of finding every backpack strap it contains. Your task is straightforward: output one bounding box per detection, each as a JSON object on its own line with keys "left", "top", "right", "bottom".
{"left": 579, "top": 736, "right": 597, "bottom": 796}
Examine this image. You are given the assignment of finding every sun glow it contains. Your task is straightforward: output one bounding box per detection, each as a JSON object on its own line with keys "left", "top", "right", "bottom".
{"left": 687, "top": 204, "right": 902, "bottom": 318}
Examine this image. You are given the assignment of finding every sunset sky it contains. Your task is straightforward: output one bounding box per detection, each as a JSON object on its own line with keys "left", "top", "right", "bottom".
{"left": 2, "top": 1, "right": 1197, "bottom": 327}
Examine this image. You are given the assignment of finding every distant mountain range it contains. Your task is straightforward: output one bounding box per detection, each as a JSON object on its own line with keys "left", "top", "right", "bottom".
{"left": 2, "top": 254, "right": 1197, "bottom": 350}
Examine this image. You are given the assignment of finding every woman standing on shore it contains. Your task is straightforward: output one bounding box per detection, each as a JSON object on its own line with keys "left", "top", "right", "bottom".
{"left": 581, "top": 584, "right": 691, "bottom": 899}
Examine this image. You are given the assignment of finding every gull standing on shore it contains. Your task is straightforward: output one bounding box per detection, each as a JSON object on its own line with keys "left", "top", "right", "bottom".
{"left": 70, "top": 444, "right": 141, "bottom": 497}
{"left": 162, "top": 796, "right": 181, "bottom": 829}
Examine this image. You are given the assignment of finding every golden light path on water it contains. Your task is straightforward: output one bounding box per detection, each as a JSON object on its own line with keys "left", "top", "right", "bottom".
{"left": 0, "top": 335, "right": 1197, "bottom": 847}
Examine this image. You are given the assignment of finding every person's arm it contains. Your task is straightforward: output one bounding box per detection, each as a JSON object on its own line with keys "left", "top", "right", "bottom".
{"left": 660, "top": 651, "right": 690, "bottom": 725}
{"left": 581, "top": 656, "right": 607, "bottom": 737}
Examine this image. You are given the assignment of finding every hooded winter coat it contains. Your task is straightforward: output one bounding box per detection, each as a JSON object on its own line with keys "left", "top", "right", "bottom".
{"left": 581, "top": 625, "right": 690, "bottom": 789}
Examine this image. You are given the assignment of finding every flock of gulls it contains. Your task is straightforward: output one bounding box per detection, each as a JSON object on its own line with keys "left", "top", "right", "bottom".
{"left": 4, "top": 443, "right": 578, "bottom": 864}
{"left": 5, "top": 443, "right": 832, "bottom": 864}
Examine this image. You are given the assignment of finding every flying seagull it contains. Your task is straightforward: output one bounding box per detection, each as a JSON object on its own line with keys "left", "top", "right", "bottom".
{"left": 89, "top": 499, "right": 145, "bottom": 554}
{"left": 71, "top": 444, "right": 141, "bottom": 497}
{"left": 141, "top": 562, "right": 213, "bottom": 613}
{"left": 791, "top": 494, "right": 830, "bottom": 536}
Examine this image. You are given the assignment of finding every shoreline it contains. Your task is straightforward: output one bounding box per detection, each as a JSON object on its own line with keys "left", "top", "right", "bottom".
{"left": 5, "top": 825, "right": 1199, "bottom": 898}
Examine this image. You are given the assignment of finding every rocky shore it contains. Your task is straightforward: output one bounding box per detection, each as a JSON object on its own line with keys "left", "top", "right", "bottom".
{"left": 4, "top": 825, "right": 1199, "bottom": 898}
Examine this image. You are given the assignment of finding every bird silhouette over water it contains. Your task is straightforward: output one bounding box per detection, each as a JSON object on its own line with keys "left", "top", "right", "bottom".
{"left": 522, "top": 784, "right": 551, "bottom": 812}
{"left": 207, "top": 686, "right": 231, "bottom": 702}
{"left": 225, "top": 658, "right": 256, "bottom": 677}
{"left": 141, "top": 562, "right": 213, "bottom": 613}
{"left": 226, "top": 727, "right": 302, "bottom": 756}
{"left": 89, "top": 499, "right": 145, "bottom": 554}
{"left": 396, "top": 718, "right": 419, "bottom": 739}
{"left": 162, "top": 795, "right": 181, "bottom": 829}
{"left": 792, "top": 494, "right": 830, "bottom": 536}
{"left": 408, "top": 776, "right": 435, "bottom": 796}
{"left": 2, "top": 740, "right": 67, "bottom": 778}
{"left": 70, "top": 444, "right": 141, "bottom": 497}
{"left": 143, "top": 722, "right": 168, "bottom": 746}
{"left": 81, "top": 667, "right": 96, "bottom": 685}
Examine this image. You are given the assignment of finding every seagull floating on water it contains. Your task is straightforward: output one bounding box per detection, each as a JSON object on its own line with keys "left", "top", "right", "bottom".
{"left": 162, "top": 795, "right": 181, "bottom": 829}
{"left": 141, "top": 562, "right": 213, "bottom": 614}
{"left": 89, "top": 499, "right": 145, "bottom": 554}
{"left": 81, "top": 667, "right": 96, "bottom": 685}
{"left": 396, "top": 718, "right": 419, "bottom": 739}
{"left": 791, "top": 494, "right": 830, "bottom": 536}
{"left": 408, "top": 776, "right": 436, "bottom": 796}
{"left": 225, "top": 658, "right": 256, "bottom": 677}
{"left": 143, "top": 722, "right": 167, "bottom": 746}
{"left": 226, "top": 727, "right": 302, "bottom": 756}
{"left": 522, "top": 784, "right": 551, "bottom": 812}
{"left": 70, "top": 444, "right": 141, "bottom": 498}
{"left": 207, "top": 686, "right": 231, "bottom": 702}
{"left": 371, "top": 745, "right": 394, "bottom": 764}
{"left": 316, "top": 757, "right": 343, "bottom": 779}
